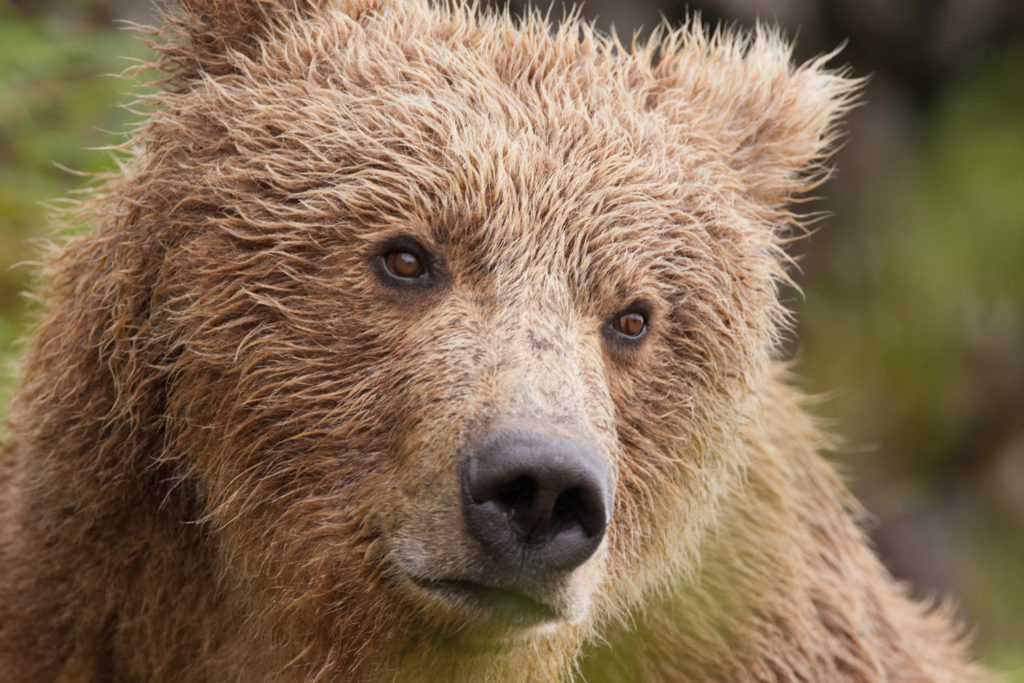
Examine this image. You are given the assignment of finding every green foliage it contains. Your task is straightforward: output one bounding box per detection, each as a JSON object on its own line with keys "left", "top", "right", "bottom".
{"left": 797, "top": 45, "right": 1024, "bottom": 670}
{"left": 800, "top": 46, "right": 1024, "bottom": 475}
{"left": 0, "top": 2, "right": 148, "bottom": 402}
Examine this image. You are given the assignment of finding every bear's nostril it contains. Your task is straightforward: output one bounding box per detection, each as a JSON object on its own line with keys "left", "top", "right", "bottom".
{"left": 461, "top": 429, "right": 612, "bottom": 578}
{"left": 553, "top": 488, "right": 577, "bottom": 517}
{"left": 494, "top": 476, "right": 537, "bottom": 518}
{"left": 553, "top": 488, "right": 587, "bottom": 532}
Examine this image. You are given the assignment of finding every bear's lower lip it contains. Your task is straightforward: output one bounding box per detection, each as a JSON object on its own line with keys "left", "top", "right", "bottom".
{"left": 411, "top": 577, "right": 560, "bottom": 625}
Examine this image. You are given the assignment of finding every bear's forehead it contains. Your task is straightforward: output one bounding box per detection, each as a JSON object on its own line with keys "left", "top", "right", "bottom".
{"left": 168, "top": 4, "right": 753, "bottom": 295}
{"left": 242, "top": 17, "right": 718, "bottom": 232}
{"left": 231, "top": 2, "right": 711, "bottom": 201}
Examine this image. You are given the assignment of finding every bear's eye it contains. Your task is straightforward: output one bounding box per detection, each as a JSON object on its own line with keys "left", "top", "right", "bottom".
{"left": 375, "top": 238, "right": 442, "bottom": 292}
{"left": 612, "top": 312, "right": 647, "bottom": 338}
{"left": 384, "top": 250, "right": 424, "bottom": 279}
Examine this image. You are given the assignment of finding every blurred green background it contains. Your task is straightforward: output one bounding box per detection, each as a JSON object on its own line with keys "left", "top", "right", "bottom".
{"left": 1, "top": 0, "right": 1021, "bottom": 675}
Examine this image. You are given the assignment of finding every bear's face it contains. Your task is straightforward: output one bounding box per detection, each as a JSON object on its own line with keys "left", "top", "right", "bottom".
{"left": 136, "top": 0, "right": 851, "bottom": 664}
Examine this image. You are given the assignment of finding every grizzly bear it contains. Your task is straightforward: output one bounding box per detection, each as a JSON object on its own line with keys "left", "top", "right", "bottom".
{"left": 0, "top": 0, "right": 988, "bottom": 681}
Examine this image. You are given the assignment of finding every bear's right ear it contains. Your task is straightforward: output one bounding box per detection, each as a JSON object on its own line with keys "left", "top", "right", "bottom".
{"left": 166, "top": 0, "right": 379, "bottom": 77}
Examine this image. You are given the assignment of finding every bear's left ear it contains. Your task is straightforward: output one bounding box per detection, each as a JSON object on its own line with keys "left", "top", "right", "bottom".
{"left": 167, "top": 0, "right": 380, "bottom": 77}
{"left": 649, "top": 24, "right": 861, "bottom": 210}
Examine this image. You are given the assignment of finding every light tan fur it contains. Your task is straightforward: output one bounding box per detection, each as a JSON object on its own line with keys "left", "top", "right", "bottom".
{"left": 0, "top": 0, "right": 988, "bottom": 680}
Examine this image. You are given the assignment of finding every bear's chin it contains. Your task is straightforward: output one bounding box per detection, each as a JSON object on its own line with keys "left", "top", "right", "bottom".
{"left": 403, "top": 573, "right": 591, "bottom": 632}
{"left": 413, "top": 577, "right": 560, "bottom": 620}
{"left": 421, "top": 614, "right": 575, "bottom": 656}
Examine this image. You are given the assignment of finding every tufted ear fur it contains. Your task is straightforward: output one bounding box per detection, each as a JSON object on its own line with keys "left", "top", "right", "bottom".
{"left": 164, "top": 0, "right": 380, "bottom": 78}
{"left": 648, "top": 23, "right": 861, "bottom": 212}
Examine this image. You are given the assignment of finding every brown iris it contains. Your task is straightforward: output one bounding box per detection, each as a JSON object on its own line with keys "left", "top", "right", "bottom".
{"left": 613, "top": 312, "right": 646, "bottom": 338}
{"left": 384, "top": 250, "right": 424, "bottom": 279}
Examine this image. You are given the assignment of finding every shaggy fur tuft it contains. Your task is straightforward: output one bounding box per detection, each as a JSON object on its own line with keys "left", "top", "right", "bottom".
{"left": 0, "top": 0, "right": 987, "bottom": 680}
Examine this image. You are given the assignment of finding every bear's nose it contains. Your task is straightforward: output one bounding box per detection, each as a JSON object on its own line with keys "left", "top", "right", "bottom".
{"left": 461, "top": 429, "right": 612, "bottom": 577}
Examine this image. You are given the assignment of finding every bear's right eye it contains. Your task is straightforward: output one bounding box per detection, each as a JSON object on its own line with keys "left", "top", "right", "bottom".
{"left": 384, "top": 251, "right": 424, "bottom": 279}
{"left": 377, "top": 238, "right": 435, "bottom": 287}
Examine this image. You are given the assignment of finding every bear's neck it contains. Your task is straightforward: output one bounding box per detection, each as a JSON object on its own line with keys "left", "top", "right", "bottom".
{"left": 576, "top": 375, "right": 983, "bottom": 682}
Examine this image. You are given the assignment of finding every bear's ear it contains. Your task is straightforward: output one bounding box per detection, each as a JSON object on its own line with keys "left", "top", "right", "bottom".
{"left": 166, "top": 0, "right": 379, "bottom": 77}
{"left": 649, "top": 23, "right": 861, "bottom": 210}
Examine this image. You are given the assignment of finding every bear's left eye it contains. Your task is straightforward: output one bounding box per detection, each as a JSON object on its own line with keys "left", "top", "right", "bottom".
{"left": 613, "top": 312, "right": 646, "bottom": 337}
{"left": 606, "top": 309, "right": 647, "bottom": 342}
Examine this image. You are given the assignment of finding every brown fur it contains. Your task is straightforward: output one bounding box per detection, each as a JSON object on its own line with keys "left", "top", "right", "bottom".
{"left": 0, "top": 1, "right": 988, "bottom": 680}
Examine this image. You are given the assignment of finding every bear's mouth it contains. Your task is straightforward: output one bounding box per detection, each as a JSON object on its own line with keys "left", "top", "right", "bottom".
{"left": 411, "top": 576, "right": 561, "bottom": 626}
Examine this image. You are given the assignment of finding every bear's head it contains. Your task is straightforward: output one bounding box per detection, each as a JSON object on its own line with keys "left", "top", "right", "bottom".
{"left": 75, "top": 0, "right": 855, "bottom": 676}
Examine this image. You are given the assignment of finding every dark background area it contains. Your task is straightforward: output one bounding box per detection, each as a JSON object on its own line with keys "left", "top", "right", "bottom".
{"left": 1, "top": 0, "right": 1021, "bottom": 674}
